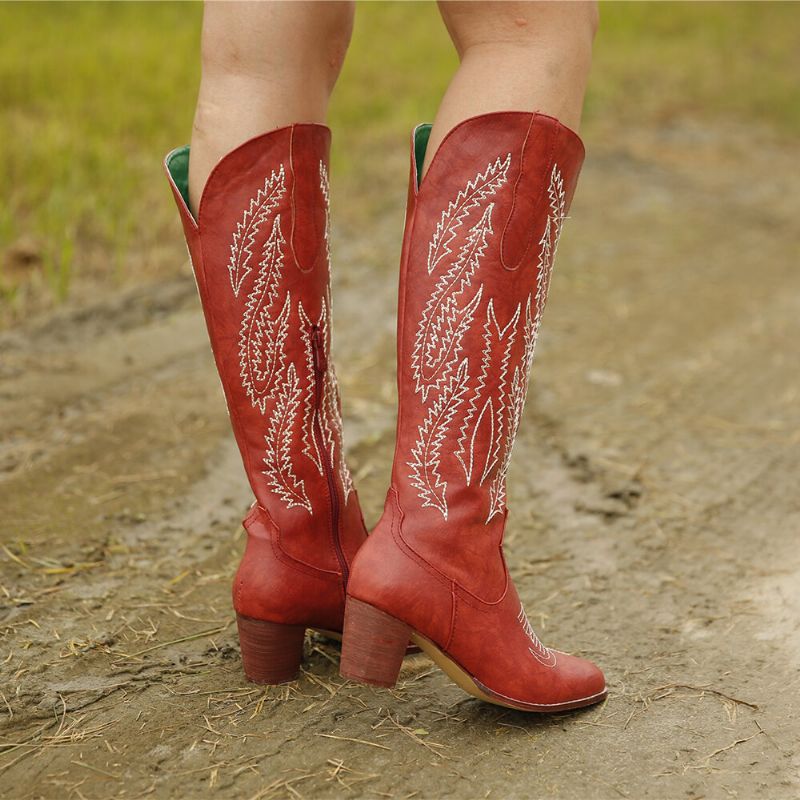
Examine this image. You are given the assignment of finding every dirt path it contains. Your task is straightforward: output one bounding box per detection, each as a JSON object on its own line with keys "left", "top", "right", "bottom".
{"left": 1, "top": 121, "right": 798, "bottom": 799}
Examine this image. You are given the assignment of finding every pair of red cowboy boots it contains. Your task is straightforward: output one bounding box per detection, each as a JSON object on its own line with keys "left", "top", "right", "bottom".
{"left": 164, "top": 111, "right": 606, "bottom": 712}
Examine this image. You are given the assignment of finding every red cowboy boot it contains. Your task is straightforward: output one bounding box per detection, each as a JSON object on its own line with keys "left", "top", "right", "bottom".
{"left": 164, "top": 124, "right": 368, "bottom": 684}
{"left": 340, "top": 112, "right": 607, "bottom": 712}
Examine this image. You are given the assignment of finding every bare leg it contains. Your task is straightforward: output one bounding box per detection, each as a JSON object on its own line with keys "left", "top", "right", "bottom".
{"left": 188, "top": 0, "right": 354, "bottom": 214}
{"left": 422, "top": 1, "right": 598, "bottom": 177}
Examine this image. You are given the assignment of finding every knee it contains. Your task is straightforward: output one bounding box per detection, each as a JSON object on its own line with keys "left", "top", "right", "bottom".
{"left": 440, "top": 1, "right": 598, "bottom": 61}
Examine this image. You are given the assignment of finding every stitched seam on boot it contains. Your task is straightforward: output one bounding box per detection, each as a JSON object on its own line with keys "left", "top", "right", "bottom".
{"left": 269, "top": 527, "right": 341, "bottom": 582}
{"left": 499, "top": 112, "right": 558, "bottom": 272}
{"left": 249, "top": 505, "right": 340, "bottom": 582}
{"left": 390, "top": 489, "right": 510, "bottom": 610}
{"left": 289, "top": 125, "right": 324, "bottom": 275}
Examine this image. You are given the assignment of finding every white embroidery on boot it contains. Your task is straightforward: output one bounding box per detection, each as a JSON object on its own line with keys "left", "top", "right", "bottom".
{"left": 408, "top": 158, "right": 568, "bottom": 522}
{"left": 427, "top": 154, "right": 511, "bottom": 275}
{"left": 232, "top": 161, "right": 357, "bottom": 514}
{"left": 456, "top": 398, "right": 494, "bottom": 487}
{"left": 520, "top": 295, "right": 536, "bottom": 383}
{"left": 239, "top": 215, "right": 290, "bottom": 414}
{"left": 324, "top": 365, "right": 354, "bottom": 504}
{"left": 228, "top": 165, "right": 286, "bottom": 296}
{"left": 263, "top": 362, "right": 311, "bottom": 512}
{"left": 298, "top": 298, "right": 354, "bottom": 504}
{"left": 413, "top": 202, "right": 495, "bottom": 402}
{"left": 455, "top": 299, "right": 520, "bottom": 486}
{"left": 408, "top": 359, "right": 470, "bottom": 519}
{"left": 408, "top": 155, "right": 511, "bottom": 515}
{"left": 486, "top": 165, "right": 567, "bottom": 522}
{"left": 319, "top": 160, "right": 331, "bottom": 237}
{"left": 532, "top": 165, "right": 565, "bottom": 352}
{"left": 318, "top": 161, "right": 353, "bottom": 499}
{"left": 289, "top": 162, "right": 354, "bottom": 505}
{"left": 517, "top": 603, "right": 557, "bottom": 668}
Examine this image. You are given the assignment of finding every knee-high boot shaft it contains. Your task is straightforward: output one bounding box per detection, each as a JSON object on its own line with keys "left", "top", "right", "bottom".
{"left": 393, "top": 111, "right": 584, "bottom": 590}
{"left": 164, "top": 125, "right": 366, "bottom": 639}
{"left": 342, "top": 112, "right": 606, "bottom": 711}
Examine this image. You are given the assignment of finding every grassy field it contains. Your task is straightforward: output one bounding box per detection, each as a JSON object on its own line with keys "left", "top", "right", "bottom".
{"left": 0, "top": 1, "right": 798, "bottom": 319}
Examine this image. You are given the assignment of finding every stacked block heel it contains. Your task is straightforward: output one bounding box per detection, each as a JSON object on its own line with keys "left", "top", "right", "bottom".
{"left": 340, "top": 598, "right": 412, "bottom": 688}
{"left": 236, "top": 614, "right": 306, "bottom": 684}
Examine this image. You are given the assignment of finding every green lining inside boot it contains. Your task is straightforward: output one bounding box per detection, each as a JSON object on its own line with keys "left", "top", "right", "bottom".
{"left": 168, "top": 129, "right": 432, "bottom": 208}
{"left": 414, "top": 124, "right": 432, "bottom": 189}
{"left": 166, "top": 146, "right": 192, "bottom": 213}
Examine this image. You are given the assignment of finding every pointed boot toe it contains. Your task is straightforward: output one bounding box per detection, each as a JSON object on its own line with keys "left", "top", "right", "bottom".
{"left": 341, "top": 111, "right": 606, "bottom": 712}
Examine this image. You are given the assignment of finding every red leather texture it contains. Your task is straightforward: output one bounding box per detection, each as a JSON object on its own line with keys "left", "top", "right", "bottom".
{"left": 164, "top": 125, "right": 367, "bottom": 632}
{"left": 348, "top": 112, "right": 606, "bottom": 708}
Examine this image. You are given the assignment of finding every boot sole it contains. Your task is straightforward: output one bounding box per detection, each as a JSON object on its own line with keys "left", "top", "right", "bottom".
{"left": 412, "top": 632, "right": 608, "bottom": 713}
{"left": 340, "top": 598, "right": 607, "bottom": 713}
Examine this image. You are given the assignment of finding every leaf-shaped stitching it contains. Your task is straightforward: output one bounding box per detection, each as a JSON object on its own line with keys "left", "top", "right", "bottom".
{"left": 426, "top": 154, "right": 511, "bottom": 275}
{"left": 228, "top": 165, "right": 286, "bottom": 296}
{"left": 408, "top": 359, "right": 470, "bottom": 519}
{"left": 263, "top": 362, "right": 311, "bottom": 513}
{"left": 412, "top": 202, "right": 496, "bottom": 402}
{"left": 239, "top": 216, "right": 289, "bottom": 413}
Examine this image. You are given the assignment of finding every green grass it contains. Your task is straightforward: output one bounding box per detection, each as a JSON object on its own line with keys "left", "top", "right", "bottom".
{"left": 589, "top": 3, "right": 800, "bottom": 132}
{"left": 0, "top": 1, "right": 798, "bottom": 318}
{"left": 0, "top": 2, "right": 202, "bottom": 316}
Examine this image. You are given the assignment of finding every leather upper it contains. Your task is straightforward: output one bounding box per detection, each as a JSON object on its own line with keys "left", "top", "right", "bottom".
{"left": 164, "top": 125, "right": 367, "bottom": 627}
{"left": 395, "top": 111, "right": 584, "bottom": 595}
{"left": 348, "top": 112, "right": 605, "bottom": 706}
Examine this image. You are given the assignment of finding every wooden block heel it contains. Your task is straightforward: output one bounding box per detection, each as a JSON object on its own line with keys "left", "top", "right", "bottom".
{"left": 236, "top": 614, "right": 306, "bottom": 684}
{"left": 339, "top": 597, "right": 412, "bottom": 688}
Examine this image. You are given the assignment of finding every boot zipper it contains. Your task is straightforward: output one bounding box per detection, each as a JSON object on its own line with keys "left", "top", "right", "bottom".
{"left": 311, "top": 326, "right": 348, "bottom": 587}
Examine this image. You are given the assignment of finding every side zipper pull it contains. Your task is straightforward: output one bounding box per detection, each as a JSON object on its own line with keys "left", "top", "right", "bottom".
{"left": 311, "top": 326, "right": 328, "bottom": 375}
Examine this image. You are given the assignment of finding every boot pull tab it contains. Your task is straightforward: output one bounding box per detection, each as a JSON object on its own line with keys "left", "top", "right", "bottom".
{"left": 311, "top": 326, "right": 328, "bottom": 374}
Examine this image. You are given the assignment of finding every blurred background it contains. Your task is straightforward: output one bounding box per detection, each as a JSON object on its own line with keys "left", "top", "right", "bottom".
{"left": 1, "top": 3, "right": 799, "bottom": 799}
{"left": 1, "top": 2, "right": 798, "bottom": 317}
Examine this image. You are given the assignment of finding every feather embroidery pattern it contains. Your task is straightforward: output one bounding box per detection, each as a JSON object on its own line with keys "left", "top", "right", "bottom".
{"left": 319, "top": 160, "right": 331, "bottom": 243}
{"left": 262, "top": 363, "right": 311, "bottom": 513}
{"left": 487, "top": 356, "right": 524, "bottom": 521}
{"left": 455, "top": 300, "right": 520, "bottom": 486}
{"left": 532, "top": 164, "right": 565, "bottom": 351}
{"left": 408, "top": 154, "right": 513, "bottom": 516}
{"left": 486, "top": 294, "right": 540, "bottom": 522}
{"left": 228, "top": 165, "right": 286, "bottom": 296}
{"left": 485, "top": 165, "right": 568, "bottom": 521}
{"left": 427, "top": 154, "right": 511, "bottom": 275}
{"left": 408, "top": 359, "right": 470, "bottom": 519}
{"left": 323, "top": 365, "right": 354, "bottom": 504}
{"left": 412, "top": 202, "right": 495, "bottom": 402}
{"left": 298, "top": 162, "right": 334, "bottom": 472}
{"left": 520, "top": 296, "right": 536, "bottom": 380}
{"left": 301, "top": 161, "right": 354, "bottom": 503}
{"left": 297, "top": 297, "right": 353, "bottom": 502}
{"left": 239, "top": 215, "right": 290, "bottom": 414}
{"left": 517, "top": 603, "right": 557, "bottom": 667}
